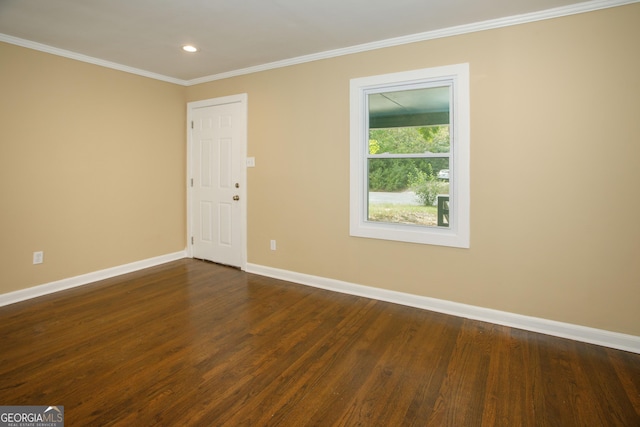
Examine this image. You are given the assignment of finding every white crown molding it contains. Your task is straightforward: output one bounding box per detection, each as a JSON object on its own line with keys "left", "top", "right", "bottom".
{"left": 186, "top": 0, "right": 639, "bottom": 85}
{"left": 246, "top": 263, "right": 640, "bottom": 354}
{"left": 0, "top": 250, "right": 188, "bottom": 308}
{"left": 1, "top": 0, "right": 637, "bottom": 87}
{"left": 0, "top": 33, "right": 188, "bottom": 85}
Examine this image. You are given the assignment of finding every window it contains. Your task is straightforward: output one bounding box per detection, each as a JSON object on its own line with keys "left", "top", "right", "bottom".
{"left": 350, "top": 64, "right": 470, "bottom": 248}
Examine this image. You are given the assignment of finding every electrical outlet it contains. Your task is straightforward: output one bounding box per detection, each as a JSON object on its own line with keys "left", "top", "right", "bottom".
{"left": 33, "top": 251, "right": 44, "bottom": 264}
{"left": 270, "top": 240, "right": 276, "bottom": 251}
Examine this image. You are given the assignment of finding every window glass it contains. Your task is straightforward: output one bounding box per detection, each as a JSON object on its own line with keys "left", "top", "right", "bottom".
{"left": 366, "top": 85, "right": 451, "bottom": 228}
{"left": 368, "top": 156, "right": 449, "bottom": 226}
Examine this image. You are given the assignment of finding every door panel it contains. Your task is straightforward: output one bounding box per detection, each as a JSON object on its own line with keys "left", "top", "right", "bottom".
{"left": 190, "top": 101, "right": 243, "bottom": 267}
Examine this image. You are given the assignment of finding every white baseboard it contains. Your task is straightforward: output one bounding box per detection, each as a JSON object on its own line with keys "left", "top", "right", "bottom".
{"left": 246, "top": 263, "right": 640, "bottom": 354}
{"left": 4, "top": 256, "right": 637, "bottom": 354}
{"left": 0, "top": 250, "right": 188, "bottom": 308}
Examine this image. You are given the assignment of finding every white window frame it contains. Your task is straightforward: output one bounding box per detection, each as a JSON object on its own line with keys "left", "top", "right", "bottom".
{"left": 349, "top": 63, "right": 470, "bottom": 248}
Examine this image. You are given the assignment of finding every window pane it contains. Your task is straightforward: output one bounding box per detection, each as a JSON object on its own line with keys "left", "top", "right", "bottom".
{"left": 368, "top": 85, "right": 450, "bottom": 147}
{"left": 367, "top": 158, "right": 450, "bottom": 227}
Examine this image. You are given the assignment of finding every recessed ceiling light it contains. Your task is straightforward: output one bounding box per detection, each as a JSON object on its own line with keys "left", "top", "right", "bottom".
{"left": 182, "top": 45, "right": 198, "bottom": 53}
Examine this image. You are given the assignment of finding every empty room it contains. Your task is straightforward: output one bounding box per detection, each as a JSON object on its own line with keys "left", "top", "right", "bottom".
{"left": 1, "top": 0, "right": 639, "bottom": 425}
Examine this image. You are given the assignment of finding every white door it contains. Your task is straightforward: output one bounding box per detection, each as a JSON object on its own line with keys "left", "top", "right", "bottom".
{"left": 189, "top": 96, "right": 246, "bottom": 268}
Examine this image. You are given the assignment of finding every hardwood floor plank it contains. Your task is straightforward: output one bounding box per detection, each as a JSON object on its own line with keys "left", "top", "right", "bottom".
{"left": 482, "top": 324, "right": 526, "bottom": 426}
{"left": 334, "top": 310, "right": 449, "bottom": 425}
{"left": 393, "top": 313, "right": 461, "bottom": 426}
{"left": 425, "top": 320, "right": 493, "bottom": 426}
{"left": 609, "top": 350, "right": 640, "bottom": 412}
{"left": 1, "top": 259, "right": 639, "bottom": 426}
{"left": 579, "top": 345, "right": 640, "bottom": 426}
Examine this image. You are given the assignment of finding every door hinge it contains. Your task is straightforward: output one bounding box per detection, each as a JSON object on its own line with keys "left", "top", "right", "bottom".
{"left": 190, "top": 178, "right": 194, "bottom": 187}
{"left": 191, "top": 121, "right": 194, "bottom": 129}
{"left": 191, "top": 236, "right": 194, "bottom": 245}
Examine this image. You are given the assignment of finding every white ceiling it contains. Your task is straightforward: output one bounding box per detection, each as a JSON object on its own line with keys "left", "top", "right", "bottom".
{"left": 0, "top": 0, "right": 632, "bottom": 84}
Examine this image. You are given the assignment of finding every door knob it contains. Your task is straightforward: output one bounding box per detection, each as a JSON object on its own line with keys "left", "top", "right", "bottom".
{"left": 233, "top": 195, "right": 240, "bottom": 201}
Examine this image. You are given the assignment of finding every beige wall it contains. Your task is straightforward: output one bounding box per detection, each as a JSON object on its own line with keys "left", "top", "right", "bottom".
{"left": 0, "top": 42, "right": 186, "bottom": 293}
{"left": 187, "top": 4, "right": 640, "bottom": 335}
{"left": 1, "top": 4, "right": 638, "bottom": 336}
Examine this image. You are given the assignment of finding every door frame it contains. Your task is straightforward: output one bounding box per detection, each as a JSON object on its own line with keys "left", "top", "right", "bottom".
{"left": 186, "top": 94, "right": 248, "bottom": 270}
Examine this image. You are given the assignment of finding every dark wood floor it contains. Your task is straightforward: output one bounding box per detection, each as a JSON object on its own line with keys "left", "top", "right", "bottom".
{"left": 1, "top": 259, "right": 638, "bottom": 426}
